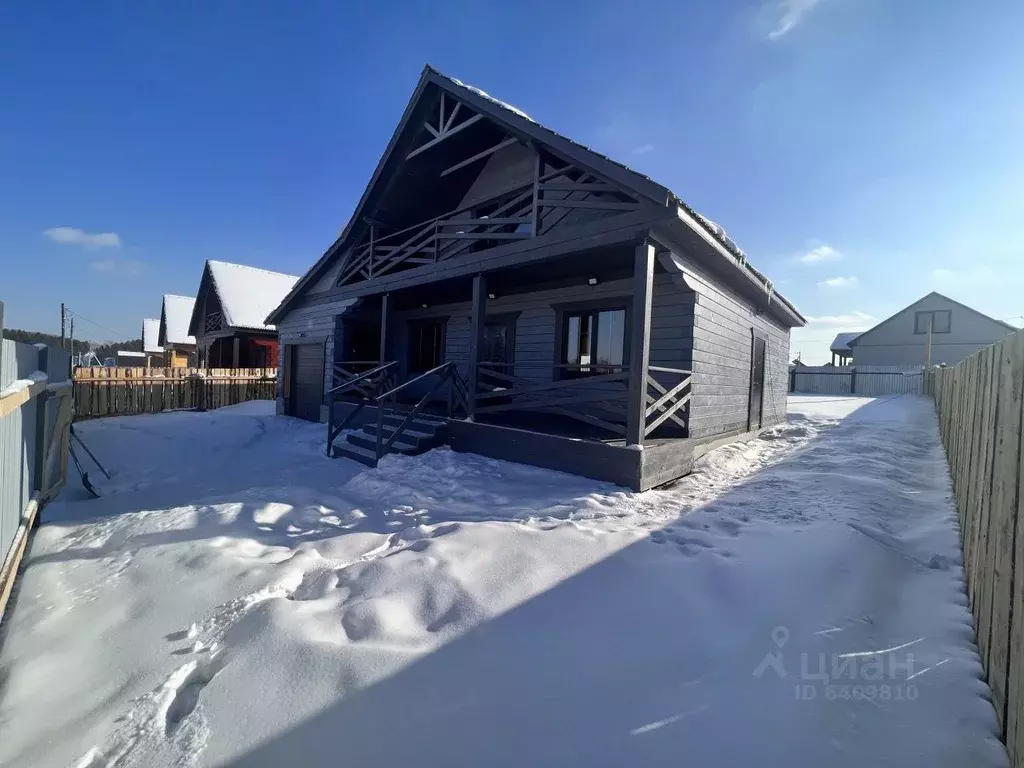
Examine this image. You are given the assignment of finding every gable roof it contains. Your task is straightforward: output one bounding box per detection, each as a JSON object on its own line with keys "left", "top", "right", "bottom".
{"left": 266, "top": 65, "right": 802, "bottom": 327}
{"left": 142, "top": 318, "right": 163, "bottom": 353}
{"left": 849, "top": 291, "right": 1015, "bottom": 347}
{"left": 830, "top": 332, "right": 861, "bottom": 354}
{"left": 190, "top": 261, "right": 299, "bottom": 335}
{"left": 160, "top": 295, "right": 197, "bottom": 347}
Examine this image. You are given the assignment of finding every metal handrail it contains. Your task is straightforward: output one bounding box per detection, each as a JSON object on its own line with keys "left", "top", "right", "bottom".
{"left": 327, "top": 360, "right": 397, "bottom": 397}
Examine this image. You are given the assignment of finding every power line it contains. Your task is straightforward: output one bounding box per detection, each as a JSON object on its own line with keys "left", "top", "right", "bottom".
{"left": 63, "top": 308, "right": 133, "bottom": 340}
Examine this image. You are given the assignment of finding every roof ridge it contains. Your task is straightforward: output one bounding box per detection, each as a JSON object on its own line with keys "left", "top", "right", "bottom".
{"left": 207, "top": 259, "right": 300, "bottom": 280}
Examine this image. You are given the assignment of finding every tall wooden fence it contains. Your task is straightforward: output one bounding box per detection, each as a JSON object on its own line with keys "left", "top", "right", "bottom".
{"left": 933, "top": 328, "right": 1024, "bottom": 765}
{"left": 790, "top": 365, "right": 924, "bottom": 396}
{"left": 0, "top": 302, "right": 74, "bottom": 620}
{"left": 73, "top": 367, "right": 276, "bottom": 420}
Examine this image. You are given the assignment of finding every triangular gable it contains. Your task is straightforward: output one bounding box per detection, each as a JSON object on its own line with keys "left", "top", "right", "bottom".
{"left": 267, "top": 66, "right": 671, "bottom": 323}
{"left": 850, "top": 291, "right": 1015, "bottom": 347}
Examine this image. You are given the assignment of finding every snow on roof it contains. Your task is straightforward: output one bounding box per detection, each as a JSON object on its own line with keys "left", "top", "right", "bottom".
{"left": 207, "top": 261, "right": 300, "bottom": 331}
{"left": 830, "top": 332, "right": 861, "bottom": 353}
{"left": 449, "top": 77, "right": 534, "bottom": 122}
{"left": 116, "top": 350, "right": 146, "bottom": 358}
{"left": 142, "top": 318, "right": 163, "bottom": 353}
{"left": 162, "top": 295, "right": 197, "bottom": 346}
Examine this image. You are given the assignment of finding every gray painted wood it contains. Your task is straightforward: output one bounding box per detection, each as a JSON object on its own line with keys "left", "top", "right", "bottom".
{"left": 626, "top": 241, "right": 655, "bottom": 445}
{"left": 668, "top": 254, "right": 791, "bottom": 440}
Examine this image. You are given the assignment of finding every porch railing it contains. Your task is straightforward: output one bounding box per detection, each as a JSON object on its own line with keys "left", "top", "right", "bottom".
{"left": 325, "top": 361, "right": 397, "bottom": 453}
{"left": 336, "top": 163, "right": 644, "bottom": 287}
{"left": 373, "top": 362, "right": 469, "bottom": 460}
{"left": 475, "top": 362, "right": 691, "bottom": 440}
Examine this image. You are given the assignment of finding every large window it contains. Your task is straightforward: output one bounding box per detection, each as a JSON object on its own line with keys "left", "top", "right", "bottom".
{"left": 914, "top": 309, "right": 951, "bottom": 334}
{"left": 408, "top": 320, "right": 445, "bottom": 373}
{"left": 562, "top": 307, "right": 626, "bottom": 376}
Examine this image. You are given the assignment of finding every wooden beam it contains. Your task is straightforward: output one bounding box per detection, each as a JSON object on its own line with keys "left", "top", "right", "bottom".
{"left": 626, "top": 241, "right": 655, "bottom": 446}
{"left": 443, "top": 101, "right": 461, "bottom": 132}
{"left": 467, "top": 275, "right": 486, "bottom": 421}
{"left": 232, "top": 337, "right": 240, "bottom": 367}
{"left": 424, "top": 122, "right": 439, "bottom": 139}
{"left": 442, "top": 217, "right": 530, "bottom": 227}
{"left": 537, "top": 199, "right": 642, "bottom": 211}
{"left": 441, "top": 232, "right": 530, "bottom": 241}
{"left": 645, "top": 375, "right": 691, "bottom": 419}
{"left": 406, "top": 114, "right": 483, "bottom": 160}
{"left": 379, "top": 293, "right": 392, "bottom": 362}
{"left": 531, "top": 150, "right": 542, "bottom": 236}
{"left": 440, "top": 137, "right": 519, "bottom": 177}
{"left": 540, "top": 182, "right": 620, "bottom": 193}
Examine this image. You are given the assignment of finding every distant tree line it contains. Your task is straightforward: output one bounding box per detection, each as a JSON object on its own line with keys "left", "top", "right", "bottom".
{"left": 2, "top": 328, "right": 142, "bottom": 361}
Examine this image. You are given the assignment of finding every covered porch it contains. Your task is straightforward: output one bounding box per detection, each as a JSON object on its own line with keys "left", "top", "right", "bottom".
{"left": 324, "top": 238, "right": 695, "bottom": 488}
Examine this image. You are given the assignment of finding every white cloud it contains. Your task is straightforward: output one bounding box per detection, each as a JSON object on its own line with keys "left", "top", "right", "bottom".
{"left": 630, "top": 144, "right": 655, "bottom": 156}
{"left": 89, "top": 258, "right": 144, "bottom": 275}
{"left": 44, "top": 226, "right": 121, "bottom": 249}
{"left": 768, "top": 0, "right": 824, "bottom": 40}
{"left": 804, "top": 311, "right": 875, "bottom": 327}
{"left": 818, "top": 276, "right": 859, "bottom": 288}
{"left": 799, "top": 244, "right": 841, "bottom": 264}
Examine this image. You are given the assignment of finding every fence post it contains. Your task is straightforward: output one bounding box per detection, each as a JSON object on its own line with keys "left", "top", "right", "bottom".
{"left": 33, "top": 346, "right": 50, "bottom": 494}
{"left": 850, "top": 367, "right": 857, "bottom": 394}
{"left": 789, "top": 367, "right": 796, "bottom": 393}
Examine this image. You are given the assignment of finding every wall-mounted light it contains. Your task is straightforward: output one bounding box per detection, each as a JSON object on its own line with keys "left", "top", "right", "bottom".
{"left": 487, "top": 293, "right": 496, "bottom": 300}
{"left": 421, "top": 303, "right": 428, "bottom": 309}
{"left": 587, "top": 277, "right": 599, "bottom": 286}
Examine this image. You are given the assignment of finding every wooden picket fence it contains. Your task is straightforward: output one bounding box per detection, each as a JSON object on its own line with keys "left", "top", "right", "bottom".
{"left": 73, "top": 367, "right": 277, "bottom": 420}
{"left": 933, "top": 328, "right": 1024, "bottom": 765}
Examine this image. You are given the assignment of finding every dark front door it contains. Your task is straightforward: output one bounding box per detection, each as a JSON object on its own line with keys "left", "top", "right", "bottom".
{"left": 748, "top": 334, "right": 767, "bottom": 431}
{"left": 288, "top": 342, "right": 324, "bottom": 422}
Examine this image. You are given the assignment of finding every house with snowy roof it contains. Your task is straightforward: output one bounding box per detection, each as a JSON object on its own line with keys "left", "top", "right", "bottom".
{"left": 187, "top": 260, "right": 299, "bottom": 368}
{"left": 829, "top": 332, "right": 860, "bottom": 366}
{"left": 845, "top": 292, "right": 1014, "bottom": 367}
{"left": 158, "top": 295, "right": 197, "bottom": 368}
{"left": 141, "top": 317, "right": 165, "bottom": 367}
{"left": 265, "top": 65, "right": 805, "bottom": 490}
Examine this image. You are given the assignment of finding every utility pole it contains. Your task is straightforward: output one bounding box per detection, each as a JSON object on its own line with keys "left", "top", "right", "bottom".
{"left": 60, "top": 303, "right": 66, "bottom": 350}
{"left": 69, "top": 316, "right": 75, "bottom": 373}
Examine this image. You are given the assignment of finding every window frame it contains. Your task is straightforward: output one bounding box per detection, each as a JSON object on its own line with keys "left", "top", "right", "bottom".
{"left": 406, "top": 317, "right": 448, "bottom": 374}
{"left": 480, "top": 311, "right": 519, "bottom": 375}
{"left": 552, "top": 298, "right": 631, "bottom": 380}
{"left": 914, "top": 309, "right": 952, "bottom": 335}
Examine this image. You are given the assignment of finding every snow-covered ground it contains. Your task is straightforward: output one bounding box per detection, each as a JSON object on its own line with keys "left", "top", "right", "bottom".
{"left": 0, "top": 396, "right": 1008, "bottom": 767}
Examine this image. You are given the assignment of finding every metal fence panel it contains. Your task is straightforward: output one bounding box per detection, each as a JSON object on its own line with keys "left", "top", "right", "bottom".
{"left": 791, "top": 365, "right": 924, "bottom": 396}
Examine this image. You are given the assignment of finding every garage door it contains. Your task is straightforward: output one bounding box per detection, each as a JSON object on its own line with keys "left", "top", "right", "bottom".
{"left": 288, "top": 343, "right": 324, "bottom": 422}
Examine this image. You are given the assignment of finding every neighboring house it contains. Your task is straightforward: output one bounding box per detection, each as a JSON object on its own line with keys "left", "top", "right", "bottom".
{"left": 142, "top": 317, "right": 165, "bottom": 367}
{"left": 158, "top": 295, "right": 197, "bottom": 367}
{"left": 115, "top": 350, "right": 146, "bottom": 367}
{"left": 829, "top": 332, "right": 860, "bottom": 366}
{"left": 847, "top": 292, "right": 1014, "bottom": 366}
{"left": 187, "top": 260, "right": 299, "bottom": 368}
{"left": 265, "top": 65, "right": 805, "bottom": 491}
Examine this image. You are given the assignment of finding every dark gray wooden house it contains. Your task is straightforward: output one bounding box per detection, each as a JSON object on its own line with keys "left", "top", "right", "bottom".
{"left": 266, "top": 66, "right": 805, "bottom": 491}
{"left": 187, "top": 260, "right": 299, "bottom": 368}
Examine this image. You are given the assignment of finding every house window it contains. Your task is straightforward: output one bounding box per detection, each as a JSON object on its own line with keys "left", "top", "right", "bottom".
{"left": 562, "top": 307, "right": 626, "bottom": 376}
{"left": 915, "top": 310, "right": 952, "bottom": 334}
{"left": 408, "top": 320, "right": 445, "bottom": 373}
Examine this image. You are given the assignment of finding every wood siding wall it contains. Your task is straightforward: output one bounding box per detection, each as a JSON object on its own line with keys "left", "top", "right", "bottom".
{"left": 677, "top": 260, "right": 790, "bottom": 439}
{"left": 274, "top": 297, "right": 358, "bottom": 408}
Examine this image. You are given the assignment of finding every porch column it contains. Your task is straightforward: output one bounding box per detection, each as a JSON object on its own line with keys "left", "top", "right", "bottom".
{"left": 379, "top": 293, "right": 392, "bottom": 362}
{"left": 467, "top": 274, "right": 487, "bottom": 421}
{"left": 625, "top": 240, "right": 656, "bottom": 446}
{"left": 232, "top": 337, "right": 240, "bottom": 368}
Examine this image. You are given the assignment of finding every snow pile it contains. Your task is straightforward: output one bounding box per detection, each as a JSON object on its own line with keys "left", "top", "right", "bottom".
{"left": 206, "top": 261, "right": 300, "bottom": 331}
{"left": 0, "top": 397, "right": 1007, "bottom": 767}
{"left": 161, "top": 295, "right": 196, "bottom": 346}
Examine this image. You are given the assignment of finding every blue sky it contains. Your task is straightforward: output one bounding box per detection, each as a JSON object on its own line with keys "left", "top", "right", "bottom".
{"left": 2, "top": 0, "right": 1022, "bottom": 361}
